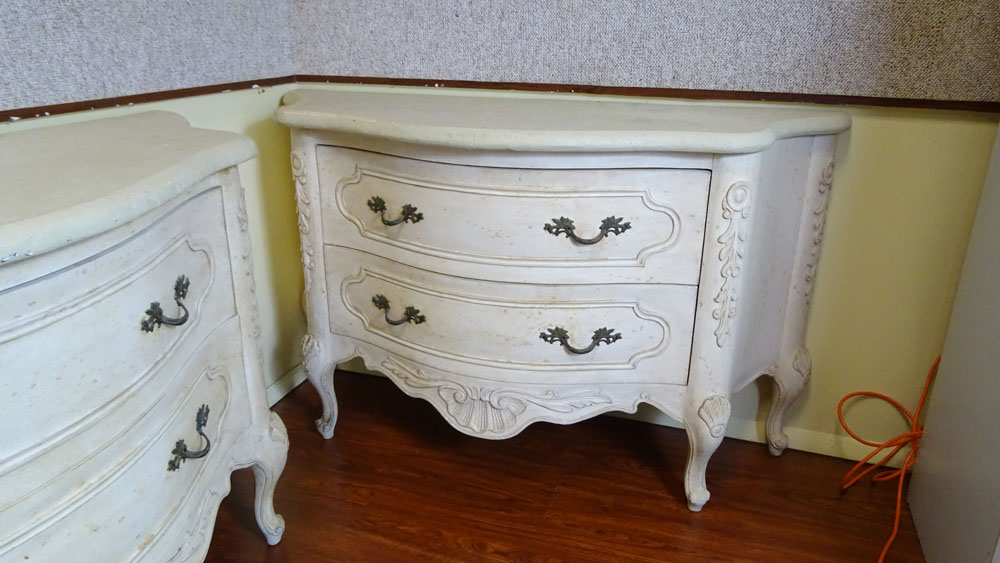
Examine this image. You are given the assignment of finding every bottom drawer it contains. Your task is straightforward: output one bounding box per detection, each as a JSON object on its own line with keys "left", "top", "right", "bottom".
{"left": 326, "top": 246, "right": 697, "bottom": 386}
{"left": 3, "top": 330, "right": 243, "bottom": 562}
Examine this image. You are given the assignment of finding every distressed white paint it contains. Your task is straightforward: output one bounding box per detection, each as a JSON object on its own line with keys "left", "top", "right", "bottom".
{"left": 0, "top": 113, "right": 287, "bottom": 561}
{"left": 278, "top": 86, "right": 849, "bottom": 511}
{"left": 277, "top": 88, "right": 851, "bottom": 154}
{"left": 0, "top": 111, "right": 257, "bottom": 264}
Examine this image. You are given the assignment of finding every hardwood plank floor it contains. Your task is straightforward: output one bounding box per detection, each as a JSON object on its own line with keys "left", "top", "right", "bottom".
{"left": 205, "top": 371, "right": 924, "bottom": 562}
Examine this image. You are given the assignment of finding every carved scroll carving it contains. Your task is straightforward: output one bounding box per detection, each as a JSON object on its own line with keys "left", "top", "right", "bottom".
{"left": 712, "top": 182, "right": 752, "bottom": 347}
{"left": 291, "top": 151, "right": 316, "bottom": 294}
{"left": 301, "top": 333, "right": 320, "bottom": 367}
{"left": 234, "top": 185, "right": 263, "bottom": 365}
{"left": 174, "top": 489, "right": 222, "bottom": 560}
{"left": 241, "top": 248, "right": 263, "bottom": 358}
{"left": 804, "top": 160, "right": 834, "bottom": 305}
{"left": 236, "top": 187, "right": 250, "bottom": 233}
{"left": 381, "top": 358, "right": 612, "bottom": 435}
{"left": 698, "top": 395, "right": 731, "bottom": 438}
{"left": 267, "top": 411, "right": 289, "bottom": 445}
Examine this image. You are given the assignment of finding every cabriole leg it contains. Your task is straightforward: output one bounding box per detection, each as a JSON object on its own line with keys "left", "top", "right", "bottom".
{"left": 684, "top": 394, "right": 732, "bottom": 511}
{"left": 766, "top": 347, "right": 811, "bottom": 456}
{"left": 302, "top": 334, "right": 339, "bottom": 438}
{"left": 251, "top": 412, "right": 288, "bottom": 545}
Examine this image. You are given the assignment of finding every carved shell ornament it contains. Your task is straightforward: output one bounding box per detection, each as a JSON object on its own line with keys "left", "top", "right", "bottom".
{"left": 438, "top": 385, "right": 528, "bottom": 434}
{"left": 698, "top": 395, "right": 731, "bottom": 438}
{"left": 712, "top": 182, "right": 752, "bottom": 347}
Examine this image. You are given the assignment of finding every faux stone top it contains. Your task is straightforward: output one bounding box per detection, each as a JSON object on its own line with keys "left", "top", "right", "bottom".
{"left": 0, "top": 111, "right": 257, "bottom": 263}
{"left": 276, "top": 86, "right": 850, "bottom": 154}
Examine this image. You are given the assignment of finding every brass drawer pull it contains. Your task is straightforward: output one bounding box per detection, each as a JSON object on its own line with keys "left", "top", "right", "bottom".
{"left": 543, "top": 216, "right": 631, "bottom": 245}
{"left": 540, "top": 326, "right": 622, "bottom": 354}
{"left": 367, "top": 196, "right": 424, "bottom": 226}
{"left": 167, "top": 404, "right": 211, "bottom": 472}
{"left": 372, "top": 294, "right": 426, "bottom": 325}
{"left": 141, "top": 275, "right": 191, "bottom": 333}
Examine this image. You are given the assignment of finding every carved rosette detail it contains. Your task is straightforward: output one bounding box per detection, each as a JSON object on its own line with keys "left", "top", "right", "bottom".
{"left": 381, "top": 358, "right": 612, "bottom": 435}
{"left": 712, "top": 182, "right": 752, "bottom": 347}
{"left": 804, "top": 160, "right": 834, "bottom": 305}
{"left": 291, "top": 151, "right": 316, "bottom": 294}
{"left": 792, "top": 347, "right": 812, "bottom": 384}
{"left": 697, "top": 395, "right": 731, "bottom": 438}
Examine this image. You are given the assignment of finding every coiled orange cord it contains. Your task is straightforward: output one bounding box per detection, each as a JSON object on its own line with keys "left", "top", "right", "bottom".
{"left": 837, "top": 355, "right": 940, "bottom": 562}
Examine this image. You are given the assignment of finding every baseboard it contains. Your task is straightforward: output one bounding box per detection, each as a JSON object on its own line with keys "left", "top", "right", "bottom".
{"left": 266, "top": 363, "right": 307, "bottom": 406}
{"left": 613, "top": 407, "right": 898, "bottom": 468}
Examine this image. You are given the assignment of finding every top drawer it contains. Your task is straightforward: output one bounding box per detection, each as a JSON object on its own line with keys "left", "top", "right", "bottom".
{"left": 316, "top": 147, "right": 710, "bottom": 285}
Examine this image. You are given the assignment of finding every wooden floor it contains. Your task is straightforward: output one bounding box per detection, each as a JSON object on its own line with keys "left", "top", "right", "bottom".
{"left": 205, "top": 371, "right": 924, "bottom": 562}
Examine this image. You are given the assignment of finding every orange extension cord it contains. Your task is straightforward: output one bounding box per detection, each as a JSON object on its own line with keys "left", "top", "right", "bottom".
{"left": 837, "top": 355, "right": 941, "bottom": 562}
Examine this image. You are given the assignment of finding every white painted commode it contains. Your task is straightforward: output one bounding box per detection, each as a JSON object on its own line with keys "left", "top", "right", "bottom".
{"left": 275, "top": 86, "right": 851, "bottom": 511}
{"left": 0, "top": 112, "right": 288, "bottom": 561}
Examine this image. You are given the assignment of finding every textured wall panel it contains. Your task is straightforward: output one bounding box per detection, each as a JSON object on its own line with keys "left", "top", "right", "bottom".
{"left": 0, "top": 0, "right": 292, "bottom": 109}
{"left": 292, "top": 0, "right": 1000, "bottom": 102}
{"left": 2, "top": 0, "right": 999, "bottom": 111}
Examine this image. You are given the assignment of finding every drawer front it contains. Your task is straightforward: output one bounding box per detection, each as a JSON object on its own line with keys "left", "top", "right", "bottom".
{"left": 317, "top": 146, "right": 710, "bottom": 284}
{"left": 0, "top": 187, "right": 236, "bottom": 469}
{"left": 327, "top": 247, "right": 694, "bottom": 385}
{"left": 0, "top": 317, "right": 247, "bottom": 562}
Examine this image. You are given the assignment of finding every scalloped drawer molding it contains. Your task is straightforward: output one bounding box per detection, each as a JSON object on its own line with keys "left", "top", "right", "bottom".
{"left": 276, "top": 85, "right": 851, "bottom": 512}
{"left": 0, "top": 113, "right": 288, "bottom": 561}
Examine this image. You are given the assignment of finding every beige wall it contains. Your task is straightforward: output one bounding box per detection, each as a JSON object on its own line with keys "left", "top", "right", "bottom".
{"left": 621, "top": 103, "right": 999, "bottom": 462}
{"left": 1, "top": 86, "right": 997, "bottom": 463}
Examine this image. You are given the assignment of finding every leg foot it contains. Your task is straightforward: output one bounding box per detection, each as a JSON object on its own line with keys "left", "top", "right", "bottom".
{"left": 685, "top": 394, "right": 731, "bottom": 512}
{"left": 252, "top": 412, "right": 288, "bottom": 545}
{"left": 766, "top": 347, "right": 811, "bottom": 456}
{"left": 302, "top": 334, "right": 339, "bottom": 439}
{"left": 313, "top": 369, "right": 338, "bottom": 439}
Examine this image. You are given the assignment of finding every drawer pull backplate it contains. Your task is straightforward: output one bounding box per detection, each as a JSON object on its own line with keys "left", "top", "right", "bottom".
{"left": 167, "top": 404, "right": 211, "bottom": 472}
{"left": 141, "top": 275, "right": 191, "bottom": 333}
{"left": 372, "top": 294, "right": 426, "bottom": 325}
{"left": 367, "top": 196, "right": 424, "bottom": 226}
{"left": 540, "top": 326, "right": 623, "bottom": 355}
{"left": 543, "top": 216, "right": 631, "bottom": 245}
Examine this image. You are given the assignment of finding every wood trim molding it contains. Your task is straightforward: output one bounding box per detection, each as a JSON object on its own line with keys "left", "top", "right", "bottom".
{"left": 3, "top": 74, "right": 999, "bottom": 122}
{"left": 295, "top": 75, "right": 1000, "bottom": 113}
{"left": 0, "top": 76, "right": 295, "bottom": 122}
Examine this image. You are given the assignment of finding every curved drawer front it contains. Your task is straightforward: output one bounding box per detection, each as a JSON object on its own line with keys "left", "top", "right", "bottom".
{"left": 317, "top": 146, "right": 710, "bottom": 284}
{"left": 0, "top": 188, "right": 236, "bottom": 467}
{"left": 0, "top": 336, "right": 238, "bottom": 562}
{"left": 327, "top": 247, "right": 694, "bottom": 385}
